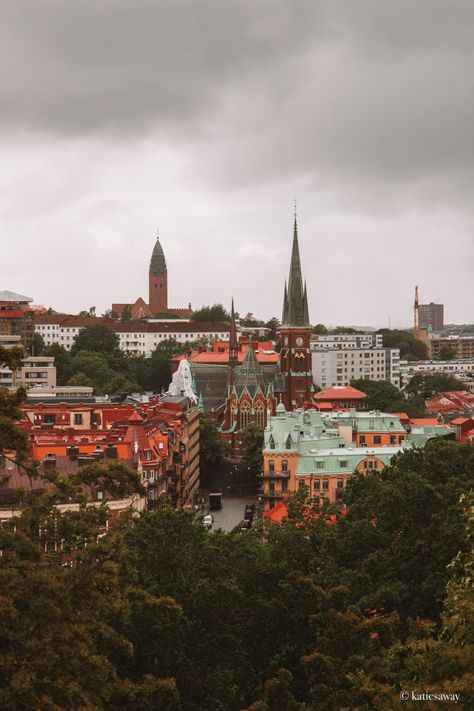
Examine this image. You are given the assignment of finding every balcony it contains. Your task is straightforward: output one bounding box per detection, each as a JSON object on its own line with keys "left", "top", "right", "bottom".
{"left": 260, "top": 471, "right": 289, "bottom": 480}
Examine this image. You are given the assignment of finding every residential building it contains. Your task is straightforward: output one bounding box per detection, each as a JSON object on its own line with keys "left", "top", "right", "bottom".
{"left": 0, "top": 290, "right": 35, "bottom": 352}
{"left": 15, "top": 395, "right": 200, "bottom": 512}
{"left": 425, "top": 390, "right": 474, "bottom": 416}
{"left": 399, "top": 358, "right": 474, "bottom": 387}
{"left": 17, "top": 356, "right": 56, "bottom": 389}
{"left": 312, "top": 386, "right": 367, "bottom": 411}
{"left": 419, "top": 302, "right": 444, "bottom": 332}
{"left": 35, "top": 314, "right": 230, "bottom": 356}
{"left": 260, "top": 404, "right": 454, "bottom": 510}
{"left": 311, "top": 333, "right": 383, "bottom": 349}
{"left": 311, "top": 345, "right": 401, "bottom": 388}
{"left": 427, "top": 335, "right": 474, "bottom": 360}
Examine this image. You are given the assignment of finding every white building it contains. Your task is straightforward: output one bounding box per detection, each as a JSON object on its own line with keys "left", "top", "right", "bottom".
{"left": 311, "top": 336, "right": 400, "bottom": 389}
{"left": 35, "top": 315, "right": 230, "bottom": 357}
{"left": 399, "top": 359, "right": 474, "bottom": 387}
{"left": 311, "top": 333, "right": 383, "bottom": 350}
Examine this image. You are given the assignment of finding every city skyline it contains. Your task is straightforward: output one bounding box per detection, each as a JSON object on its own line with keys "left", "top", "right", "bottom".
{"left": 1, "top": 1, "right": 473, "bottom": 326}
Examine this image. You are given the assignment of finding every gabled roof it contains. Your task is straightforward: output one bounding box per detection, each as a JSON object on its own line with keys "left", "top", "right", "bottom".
{"left": 0, "top": 290, "right": 33, "bottom": 303}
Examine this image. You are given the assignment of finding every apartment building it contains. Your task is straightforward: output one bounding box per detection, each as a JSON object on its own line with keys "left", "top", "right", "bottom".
{"left": 35, "top": 314, "right": 230, "bottom": 356}
{"left": 312, "top": 346, "right": 401, "bottom": 388}
{"left": 399, "top": 359, "right": 474, "bottom": 386}
{"left": 311, "top": 333, "right": 383, "bottom": 350}
{"left": 260, "top": 404, "right": 454, "bottom": 511}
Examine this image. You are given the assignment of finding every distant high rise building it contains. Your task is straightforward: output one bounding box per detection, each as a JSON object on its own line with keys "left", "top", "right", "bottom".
{"left": 418, "top": 302, "right": 444, "bottom": 333}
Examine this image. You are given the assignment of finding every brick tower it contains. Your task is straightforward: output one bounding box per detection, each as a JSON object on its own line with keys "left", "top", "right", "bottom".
{"left": 278, "top": 214, "right": 313, "bottom": 409}
{"left": 149, "top": 235, "right": 168, "bottom": 316}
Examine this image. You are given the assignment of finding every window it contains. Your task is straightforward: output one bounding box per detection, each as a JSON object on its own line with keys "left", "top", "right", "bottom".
{"left": 282, "top": 460, "right": 288, "bottom": 472}
{"left": 269, "top": 460, "right": 275, "bottom": 472}
{"left": 314, "top": 478, "right": 321, "bottom": 490}
{"left": 359, "top": 435, "right": 366, "bottom": 445}
{"left": 269, "top": 482, "right": 275, "bottom": 493}
{"left": 316, "top": 460, "right": 324, "bottom": 469}
{"left": 97, "top": 490, "right": 104, "bottom": 500}
{"left": 322, "top": 479, "right": 329, "bottom": 491}
{"left": 367, "top": 460, "right": 375, "bottom": 469}
{"left": 282, "top": 480, "right": 288, "bottom": 493}
{"left": 298, "top": 480, "right": 307, "bottom": 490}
{"left": 339, "top": 460, "right": 348, "bottom": 468}
{"left": 390, "top": 435, "right": 396, "bottom": 444}
{"left": 74, "top": 413, "right": 83, "bottom": 425}
{"left": 269, "top": 435, "right": 275, "bottom": 450}
{"left": 286, "top": 435, "right": 293, "bottom": 449}
{"left": 398, "top": 435, "right": 404, "bottom": 444}
{"left": 337, "top": 478, "right": 344, "bottom": 489}
{"left": 374, "top": 435, "right": 381, "bottom": 444}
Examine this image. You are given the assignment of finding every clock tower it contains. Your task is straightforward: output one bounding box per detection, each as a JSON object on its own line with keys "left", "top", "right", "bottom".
{"left": 278, "top": 214, "right": 313, "bottom": 409}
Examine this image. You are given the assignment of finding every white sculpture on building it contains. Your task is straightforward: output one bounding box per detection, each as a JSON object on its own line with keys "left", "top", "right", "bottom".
{"left": 168, "top": 358, "right": 196, "bottom": 404}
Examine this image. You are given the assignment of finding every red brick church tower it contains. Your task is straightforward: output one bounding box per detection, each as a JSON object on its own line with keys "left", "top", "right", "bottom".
{"left": 278, "top": 215, "right": 313, "bottom": 409}
{"left": 149, "top": 235, "right": 168, "bottom": 315}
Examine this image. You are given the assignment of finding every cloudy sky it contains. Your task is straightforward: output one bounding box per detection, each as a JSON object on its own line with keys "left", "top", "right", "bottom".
{"left": 1, "top": 1, "right": 473, "bottom": 328}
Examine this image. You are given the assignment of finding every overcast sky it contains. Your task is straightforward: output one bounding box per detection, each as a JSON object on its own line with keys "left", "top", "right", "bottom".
{"left": 1, "top": 1, "right": 473, "bottom": 328}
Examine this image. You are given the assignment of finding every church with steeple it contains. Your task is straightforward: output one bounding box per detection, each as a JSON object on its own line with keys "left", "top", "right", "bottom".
{"left": 278, "top": 214, "right": 313, "bottom": 408}
{"left": 112, "top": 234, "right": 193, "bottom": 319}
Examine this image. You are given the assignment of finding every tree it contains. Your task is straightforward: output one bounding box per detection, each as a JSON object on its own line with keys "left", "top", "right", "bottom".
{"left": 378, "top": 328, "right": 428, "bottom": 360}
{"left": 71, "top": 324, "right": 120, "bottom": 356}
{"left": 237, "top": 423, "right": 264, "bottom": 494}
{"left": 312, "top": 324, "right": 328, "bottom": 335}
{"left": 31, "top": 332, "right": 45, "bottom": 356}
{"left": 44, "top": 343, "right": 74, "bottom": 383}
{"left": 199, "top": 415, "right": 226, "bottom": 489}
{"left": 192, "top": 304, "right": 230, "bottom": 322}
{"left": 438, "top": 345, "right": 456, "bottom": 360}
{"left": 405, "top": 373, "right": 465, "bottom": 400}
{"left": 121, "top": 305, "right": 132, "bottom": 322}
{"left": 265, "top": 317, "right": 280, "bottom": 341}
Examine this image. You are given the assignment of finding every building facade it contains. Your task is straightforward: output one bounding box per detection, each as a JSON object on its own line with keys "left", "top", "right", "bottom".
{"left": 35, "top": 314, "right": 230, "bottom": 356}
{"left": 419, "top": 302, "right": 444, "bottom": 332}
{"left": 311, "top": 345, "right": 401, "bottom": 388}
{"left": 0, "top": 290, "right": 35, "bottom": 352}
{"left": 260, "top": 405, "right": 454, "bottom": 511}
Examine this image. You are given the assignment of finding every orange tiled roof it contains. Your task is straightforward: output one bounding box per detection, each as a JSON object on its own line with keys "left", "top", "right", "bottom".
{"left": 314, "top": 386, "right": 367, "bottom": 401}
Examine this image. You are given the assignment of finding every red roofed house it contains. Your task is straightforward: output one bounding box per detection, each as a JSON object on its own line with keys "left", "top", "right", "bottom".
{"left": 425, "top": 391, "right": 474, "bottom": 415}
{"left": 313, "top": 385, "right": 367, "bottom": 410}
{"left": 450, "top": 417, "right": 474, "bottom": 442}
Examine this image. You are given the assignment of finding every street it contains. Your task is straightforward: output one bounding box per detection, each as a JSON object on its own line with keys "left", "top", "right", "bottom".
{"left": 209, "top": 495, "right": 256, "bottom": 533}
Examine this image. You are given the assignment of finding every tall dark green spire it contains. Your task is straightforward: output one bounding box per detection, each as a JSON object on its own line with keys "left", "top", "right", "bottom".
{"left": 281, "top": 214, "right": 310, "bottom": 327}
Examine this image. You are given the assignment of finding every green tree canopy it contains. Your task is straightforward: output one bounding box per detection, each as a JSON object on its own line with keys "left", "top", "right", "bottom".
{"left": 192, "top": 304, "right": 230, "bottom": 322}
{"left": 71, "top": 324, "right": 120, "bottom": 356}
{"left": 404, "top": 373, "right": 465, "bottom": 399}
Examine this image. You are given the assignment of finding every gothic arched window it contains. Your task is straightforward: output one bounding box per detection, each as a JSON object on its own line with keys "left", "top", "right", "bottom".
{"left": 240, "top": 401, "right": 251, "bottom": 429}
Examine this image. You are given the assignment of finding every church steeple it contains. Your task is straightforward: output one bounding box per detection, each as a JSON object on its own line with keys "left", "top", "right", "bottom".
{"left": 229, "top": 297, "right": 239, "bottom": 368}
{"left": 281, "top": 214, "right": 310, "bottom": 327}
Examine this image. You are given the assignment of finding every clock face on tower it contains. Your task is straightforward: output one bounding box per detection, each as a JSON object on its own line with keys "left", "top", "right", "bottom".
{"left": 296, "top": 336, "right": 304, "bottom": 346}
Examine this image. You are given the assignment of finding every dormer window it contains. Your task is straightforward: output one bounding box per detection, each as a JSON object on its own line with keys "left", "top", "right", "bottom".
{"left": 286, "top": 435, "right": 292, "bottom": 449}
{"left": 269, "top": 435, "right": 275, "bottom": 450}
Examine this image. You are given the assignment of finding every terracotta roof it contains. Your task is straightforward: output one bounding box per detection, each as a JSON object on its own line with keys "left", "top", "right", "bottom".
{"left": 410, "top": 418, "right": 440, "bottom": 426}
{"left": 451, "top": 417, "right": 472, "bottom": 426}
{"left": 264, "top": 501, "right": 347, "bottom": 525}
{"left": 314, "top": 386, "right": 367, "bottom": 401}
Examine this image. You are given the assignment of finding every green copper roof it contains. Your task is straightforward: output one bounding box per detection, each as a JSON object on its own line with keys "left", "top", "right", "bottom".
{"left": 150, "top": 237, "right": 167, "bottom": 276}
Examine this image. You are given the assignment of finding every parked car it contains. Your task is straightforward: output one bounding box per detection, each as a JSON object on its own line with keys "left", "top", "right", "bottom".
{"left": 203, "top": 514, "right": 214, "bottom": 530}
